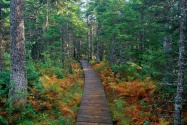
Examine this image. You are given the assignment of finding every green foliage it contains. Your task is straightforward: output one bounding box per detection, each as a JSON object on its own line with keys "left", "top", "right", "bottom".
{"left": 53, "top": 67, "right": 65, "bottom": 79}
{"left": 3, "top": 52, "right": 10, "bottom": 70}
{"left": 0, "top": 102, "right": 38, "bottom": 125}
{"left": 114, "top": 99, "right": 126, "bottom": 111}
{"left": 16, "top": 104, "right": 38, "bottom": 124}
{"left": 44, "top": 26, "right": 61, "bottom": 39}
{"left": 40, "top": 60, "right": 65, "bottom": 78}
{"left": 141, "top": 49, "right": 166, "bottom": 78}
{"left": 51, "top": 117, "right": 72, "bottom": 125}
{"left": 0, "top": 60, "right": 83, "bottom": 125}
{"left": 27, "top": 61, "right": 41, "bottom": 81}
{"left": 0, "top": 71, "right": 10, "bottom": 96}
{"left": 0, "top": 116, "right": 8, "bottom": 125}
{"left": 27, "top": 61, "right": 43, "bottom": 94}
{"left": 110, "top": 98, "right": 132, "bottom": 124}
{"left": 112, "top": 62, "right": 156, "bottom": 81}
{"left": 144, "top": 121, "right": 150, "bottom": 125}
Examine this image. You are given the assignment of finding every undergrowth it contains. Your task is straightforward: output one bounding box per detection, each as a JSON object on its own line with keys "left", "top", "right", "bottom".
{"left": 92, "top": 61, "right": 187, "bottom": 125}
{"left": 0, "top": 60, "right": 84, "bottom": 125}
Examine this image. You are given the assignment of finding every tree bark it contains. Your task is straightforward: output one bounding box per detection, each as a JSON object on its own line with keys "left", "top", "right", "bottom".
{"left": 66, "top": 23, "right": 72, "bottom": 72}
{"left": 86, "top": 15, "right": 90, "bottom": 61}
{"left": 61, "top": 27, "right": 65, "bottom": 67}
{"left": 89, "top": 24, "right": 93, "bottom": 60}
{"left": 138, "top": 12, "right": 144, "bottom": 66}
{"left": 45, "top": 0, "right": 49, "bottom": 28}
{"left": 9, "top": 0, "right": 28, "bottom": 106}
{"left": 119, "top": 40, "right": 123, "bottom": 65}
{"left": 96, "top": 25, "right": 101, "bottom": 63}
{"left": 0, "top": 8, "right": 3, "bottom": 72}
{"left": 174, "top": 0, "right": 186, "bottom": 124}
{"left": 163, "top": 35, "right": 173, "bottom": 83}
{"left": 110, "top": 34, "right": 116, "bottom": 65}
{"left": 87, "top": 30, "right": 89, "bottom": 61}
{"left": 77, "top": 39, "right": 81, "bottom": 60}
{"left": 73, "top": 40, "right": 77, "bottom": 59}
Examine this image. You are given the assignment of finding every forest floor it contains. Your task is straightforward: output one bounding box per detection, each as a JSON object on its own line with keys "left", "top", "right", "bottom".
{"left": 91, "top": 61, "right": 187, "bottom": 125}
{"left": 0, "top": 60, "right": 84, "bottom": 125}
{"left": 1, "top": 60, "right": 187, "bottom": 125}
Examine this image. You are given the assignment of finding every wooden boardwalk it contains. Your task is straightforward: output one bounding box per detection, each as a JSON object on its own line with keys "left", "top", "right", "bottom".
{"left": 76, "top": 60, "right": 113, "bottom": 125}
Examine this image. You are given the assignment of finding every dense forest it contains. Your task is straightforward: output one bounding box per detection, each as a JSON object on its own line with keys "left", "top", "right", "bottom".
{"left": 0, "top": 0, "right": 187, "bottom": 124}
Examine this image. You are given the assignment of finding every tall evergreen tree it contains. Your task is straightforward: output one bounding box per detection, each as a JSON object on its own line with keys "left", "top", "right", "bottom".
{"left": 9, "top": 0, "right": 27, "bottom": 105}
{"left": 0, "top": 7, "right": 2, "bottom": 72}
{"left": 174, "top": 0, "right": 186, "bottom": 124}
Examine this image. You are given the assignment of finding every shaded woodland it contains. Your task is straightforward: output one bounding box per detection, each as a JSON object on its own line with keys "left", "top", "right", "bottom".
{"left": 0, "top": 0, "right": 187, "bottom": 124}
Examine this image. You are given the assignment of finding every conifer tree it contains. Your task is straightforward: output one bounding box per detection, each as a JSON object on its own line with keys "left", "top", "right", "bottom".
{"left": 174, "top": 0, "right": 186, "bottom": 124}
{"left": 9, "top": 0, "right": 28, "bottom": 105}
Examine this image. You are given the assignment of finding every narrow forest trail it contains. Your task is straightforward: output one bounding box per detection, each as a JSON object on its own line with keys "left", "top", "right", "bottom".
{"left": 76, "top": 60, "right": 113, "bottom": 125}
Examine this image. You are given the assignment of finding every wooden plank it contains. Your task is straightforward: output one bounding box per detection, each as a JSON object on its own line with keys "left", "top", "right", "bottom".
{"left": 84, "top": 86, "right": 103, "bottom": 89}
{"left": 77, "top": 115, "right": 112, "bottom": 123}
{"left": 79, "top": 106, "right": 110, "bottom": 111}
{"left": 78, "top": 109, "right": 111, "bottom": 116}
{"left": 80, "top": 99, "right": 108, "bottom": 104}
{"left": 83, "top": 92, "right": 105, "bottom": 96}
{"left": 82, "top": 95, "right": 106, "bottom": 100}
{"left": 81, "top": 102, "right": 108, "bottom": 107}
{"left": 80, "top": 102, "right": 109, "bottom": 107}
{"left": 76, "top": 122, "right": 113, "bottom": 125}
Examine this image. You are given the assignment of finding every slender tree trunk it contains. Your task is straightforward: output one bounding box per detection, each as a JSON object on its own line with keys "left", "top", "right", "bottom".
{"left": 87, "top": 30, "right": 89, "bottom": 61}
{"left": 73, "top": 40, "right": 77, "bottom": 59}
{"left": 9, "top": 0, "right": 28, "bottom": 106}
{"left": 0, "top": 8, "right": 3, "bottom": 72}
{"left": 86, "top": 16, "right": 90, "bottom": 61}
{"left": 61, "top": 27, "right": 65, "bottom": 68}
{"left": 174, "top": 0, "right": 186, "bottom": 124}
{"left": 119, "top": 40, "right": 123, "bottom": 65}
{"left": 96, "top": 25, "right": 101, "bottom": 63}
{"left": 66, "top": 23, "right": 72, "bottom": 72}
{"left": 163, "top": 35, "right": 172, "bottom": 83}
{"left": 45, "top": 0, "right": 49, "bottom": 28}
{"left": 90, "top": 24, "right": 93, "bottom": 60}
{"left": 77, "top": 39, "right": 81, "bottom": 60}
{"left": 31, "top": 27, "right": 42, "bottom": 60}
{"left": 110, "top": 34, "right": 116, "bottom": 65}
{"left": 100, "top": 41, "right": 104, "bottom": 61}
{"left": 138, "top": 12, "right": 144, "bottom": 66}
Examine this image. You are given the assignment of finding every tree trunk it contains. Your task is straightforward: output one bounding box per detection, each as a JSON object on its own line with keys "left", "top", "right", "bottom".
{"left": 86, "top": 15, "right": 90, "bottom": 61}
{"left": 163, "top": 35, "right": 173, "bottom": 83}
{"left": 87, "top": 30, "right": 89, "bottom": 61}
{"left": 73, "top": 40, "right": 77, "bottom": 59}
{"left": 174, "top": 0, "right": 186, "bottom": 124}
{"left": 119, "top": 40, "right": 123, "bottom": 65}
{"left": 110, "top": 34, "right": 116, "bottom": 65}
{"left": 0, "top": 8, "right": 3, "bottom": 72}
{"left": 77, "top": 39, "right": 81, "bottom": 60}
{"left": 61, "top": 27, "right": 65, "bottom": 67}
{"left": 66, "top": 23, "right": 72, "bottom": 72}
{"left": 9, "top": 0, "right": 28, "bottom": 106}
{"left": 96, "top": 25, "right": 101, "bottom": 63}
{"left": 138, "top": 12, "right": 144, "bottom": 66}
{"left": 45, "top": 0, "right": 49, "bottom": 28}
{"left": 89, "top": 24, "right": 93, "bottom": 60}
